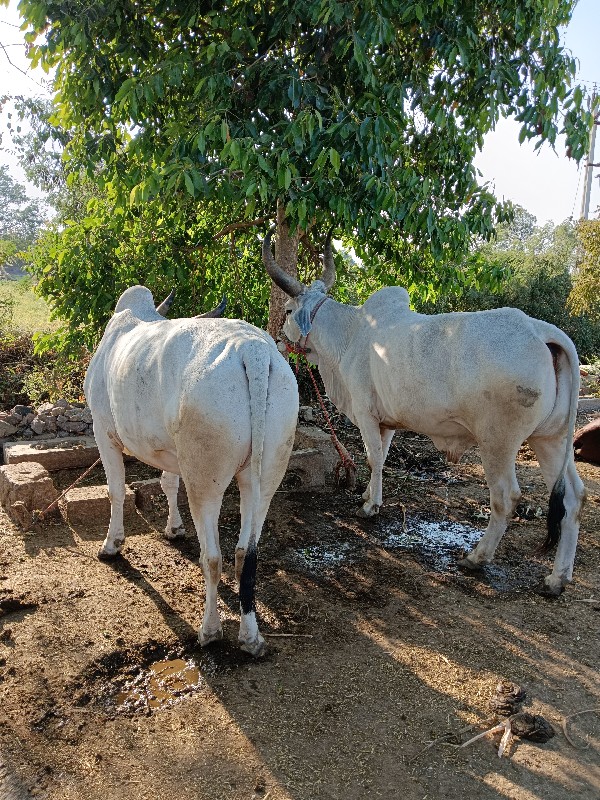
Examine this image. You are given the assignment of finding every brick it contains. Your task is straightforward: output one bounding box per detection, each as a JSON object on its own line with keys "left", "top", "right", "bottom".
{"left": 0, "top": 461, "right": 59, "bottom": 528}
{"left": 59, "top": 484, "right": 137, "bottom": 527}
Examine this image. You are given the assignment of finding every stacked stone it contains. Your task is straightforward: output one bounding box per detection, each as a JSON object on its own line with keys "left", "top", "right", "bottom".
{"left": 0, "top": 400, "right": 94, "bottom": 441}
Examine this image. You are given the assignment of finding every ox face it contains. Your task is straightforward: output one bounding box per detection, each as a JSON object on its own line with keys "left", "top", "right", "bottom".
{"left": 262, "top": 227, "right": 336, "bottom": 345}
{"left": 282, "top": 282, "right": 329, "bottom": 342}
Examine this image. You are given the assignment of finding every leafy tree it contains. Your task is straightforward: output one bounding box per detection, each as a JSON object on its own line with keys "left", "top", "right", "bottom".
{"left": 7, "top": 0, "right": 597, "bottom": 339}
{"left": 0, "top": 164, "right": 45, "bottom": 270}
{"left": 568, "top": 220, "right": 600, "bottom": 321}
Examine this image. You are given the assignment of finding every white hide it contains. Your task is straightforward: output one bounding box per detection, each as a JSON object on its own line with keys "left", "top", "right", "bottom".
{"left": 281, "top": 282, "right": 585, "bottom": 595}
{"left": 84, "top": 286, "right": 299, "bottom": 655}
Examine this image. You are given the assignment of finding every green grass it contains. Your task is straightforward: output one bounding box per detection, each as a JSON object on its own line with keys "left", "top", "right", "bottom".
{"left": 0, "top": 279, "right": 58, "bottom": 334}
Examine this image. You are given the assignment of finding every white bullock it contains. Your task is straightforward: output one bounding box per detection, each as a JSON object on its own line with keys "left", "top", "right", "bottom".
{"left": 84, "top": 286, "right": 299, "bottom": 655}
{"left": 263, "top": 231, "right": 586, "bottom": 596}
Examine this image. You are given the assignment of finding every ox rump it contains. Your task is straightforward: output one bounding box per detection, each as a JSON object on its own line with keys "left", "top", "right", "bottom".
{"left": 84, "top": 285, "right": 299, "bottom": 656}
{"left": 263, "top": 230, "right": 586, "bottom": 596}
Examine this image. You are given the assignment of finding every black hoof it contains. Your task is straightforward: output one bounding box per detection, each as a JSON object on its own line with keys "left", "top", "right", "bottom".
{"left": 456, "top": 556, "right": 485, "bottom": 573}
{"left": 533, "top": 580, "right": 564, "bottom": 599}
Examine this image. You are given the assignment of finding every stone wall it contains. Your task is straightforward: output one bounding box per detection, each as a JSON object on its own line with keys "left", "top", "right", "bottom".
{"left": 0, "top": 401, "right": 94, "bottom": 443}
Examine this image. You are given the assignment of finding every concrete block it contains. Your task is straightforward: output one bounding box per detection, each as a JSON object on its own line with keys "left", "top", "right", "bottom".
{"left": 130, "top": 477, "right": 188, "bottom": 511}
{"left": 59, "top": 484, "right": 137, "bottom": 527}
{"left": 294, "top": 424, "right": 349, "bottom": 476}
{"left": 578, "top": 398, "right": 600, "bottom": 412}
{"left": 3, "top": 437, "right": 99, "bottom": 471}
{"left": 284, "top": 448, "right": 325, "bottom": 491}
{"left": 0, "top": 461, "right": 59, "bottom": 528}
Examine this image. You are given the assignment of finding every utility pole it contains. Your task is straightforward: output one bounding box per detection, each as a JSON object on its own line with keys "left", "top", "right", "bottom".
{"left": 580, "top": 91, "right": 599, "bottom": 220}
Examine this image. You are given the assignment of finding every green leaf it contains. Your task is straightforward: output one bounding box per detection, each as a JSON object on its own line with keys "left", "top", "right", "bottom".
{"left": 329, "top": 148, "right": 341, "bottom": 173}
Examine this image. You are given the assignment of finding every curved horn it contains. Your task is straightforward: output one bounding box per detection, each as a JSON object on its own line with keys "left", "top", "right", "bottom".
{"left": 195, "top": 295, "right": 227, "bottom": 318}
{"left": 321, "top": 228, "right": 336, "bottom": 291}
{"left": 156, "top": 289, "right": 175, "bottom": 316}
{"left": 262, "top": 229, "right": 305, "bottom": 298}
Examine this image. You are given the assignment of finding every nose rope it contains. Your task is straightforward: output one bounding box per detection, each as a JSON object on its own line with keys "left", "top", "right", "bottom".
{"left": 281, "top": 294, "right": 357, "bottom": 488}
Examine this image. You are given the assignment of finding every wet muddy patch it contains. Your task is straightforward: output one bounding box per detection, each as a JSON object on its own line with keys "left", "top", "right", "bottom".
{"left": 283, "top": 513, "right": 547, "bottom": 593}
{"left": 68, "top": 637, "right": 255, "bottom": 716}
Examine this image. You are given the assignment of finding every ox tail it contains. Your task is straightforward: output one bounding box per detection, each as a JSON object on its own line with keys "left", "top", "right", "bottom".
{"left": 238, "top": 343, "right": 270, "bottom": 614}
{"left": 539, "top": 334, "right": 580, "bottom": 554}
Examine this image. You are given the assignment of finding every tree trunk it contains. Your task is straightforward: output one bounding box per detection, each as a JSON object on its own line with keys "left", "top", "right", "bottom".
{"left": 267, "top": 203, "right": 300, "bottom": 341}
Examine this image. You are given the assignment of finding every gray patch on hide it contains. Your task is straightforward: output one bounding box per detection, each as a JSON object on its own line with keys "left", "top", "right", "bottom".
{"left": 516, "top": 385, "right": 540, "bottom": 407}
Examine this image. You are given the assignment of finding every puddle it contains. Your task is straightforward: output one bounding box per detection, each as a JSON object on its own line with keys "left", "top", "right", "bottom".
{"left": 116, "top": 658, "right": 202, "bottom": 710}
{"left": 73, "top": 638, "right": 251, "bottom": 715}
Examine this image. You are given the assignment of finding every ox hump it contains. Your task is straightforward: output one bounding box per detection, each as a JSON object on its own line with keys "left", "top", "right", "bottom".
{"left": 114, "top": 285, "right": 161, "bottom": 322}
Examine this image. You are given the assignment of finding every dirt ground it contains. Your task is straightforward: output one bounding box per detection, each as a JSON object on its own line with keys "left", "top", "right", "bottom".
{"left": 0, "top": 406, "right": 599, "bottom": 800}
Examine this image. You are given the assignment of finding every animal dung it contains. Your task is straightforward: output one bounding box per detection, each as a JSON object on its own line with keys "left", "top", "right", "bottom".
{"left": 489, "top": 680, "right": 527, "bottom": 715}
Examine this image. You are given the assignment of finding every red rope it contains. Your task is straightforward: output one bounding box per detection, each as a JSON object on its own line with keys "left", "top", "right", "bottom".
{"left": 284, "top": 341, "right": 357, "bottom": 485}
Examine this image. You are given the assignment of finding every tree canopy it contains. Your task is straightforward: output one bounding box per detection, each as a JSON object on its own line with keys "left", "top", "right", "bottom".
{"left": 4, "top": 0, "right": 597, "bottom": 338}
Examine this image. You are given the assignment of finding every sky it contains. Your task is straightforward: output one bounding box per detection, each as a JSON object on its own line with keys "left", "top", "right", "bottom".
{"left": 0, "top": 0, "right": 599, "bottom": 225}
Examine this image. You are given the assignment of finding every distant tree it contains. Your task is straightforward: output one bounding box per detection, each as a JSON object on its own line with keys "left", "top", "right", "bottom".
{"left": 0, "top": 165, "right": 44, "bottom": 270}
{"left": 568, "top": 220, "right": 600, "bottom": 321}
{"left": 415, "top": 212, "right": 600, "bottom": 359}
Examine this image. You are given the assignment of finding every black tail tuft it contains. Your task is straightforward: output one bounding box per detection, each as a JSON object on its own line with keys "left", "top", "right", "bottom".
{"left": 239, "top": 542, "right": 258, "bottom": 615}
{"left": 539, "top": 477, "right": 566, "bottom": 554}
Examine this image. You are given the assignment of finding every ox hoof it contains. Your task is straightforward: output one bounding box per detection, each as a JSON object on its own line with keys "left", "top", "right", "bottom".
{"left": 97, "top": 542, "right": 123, "bottom": 560}
{"left": 164, "top": 525, "right": 186, "bottom": 540}
{"left": 198, "top": 627, "right": 223, "bottom": 647}
{"left": 534, "top": 579, "right": 565, "bottom": 599}
{"left": 239, "top": 636, "right": 266, "bottom": 658}
{"left": 456, "top": 556, "right": 485, "bottom": 572}
{"left": 356, "top": 503, "right": 379, "bottom": 519}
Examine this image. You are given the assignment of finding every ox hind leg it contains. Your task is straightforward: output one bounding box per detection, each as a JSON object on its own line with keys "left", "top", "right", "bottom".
{"left": 95, "top": 431, "right": 127, "bottom": 558}
{"left": 233, "top": 417, "right": 295, "bottom": 657}
{"left": 234, "top": 467, "right": 274, "bottom": 657}
{"left": 184, "top": 487, "right": 225, "bottom": 647}
{"left": 458, "top": 445, "right": 522, "bottom": 570}
{"left": 528, "top": 435, "right": 586, "bottom": 595}
{"left": 160, "top": 471, "right": 186, "bottom": 540}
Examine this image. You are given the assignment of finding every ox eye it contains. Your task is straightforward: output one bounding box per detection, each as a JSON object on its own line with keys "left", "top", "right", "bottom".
{"left": 285, "top": 309, "right": 292, "bottom": 315}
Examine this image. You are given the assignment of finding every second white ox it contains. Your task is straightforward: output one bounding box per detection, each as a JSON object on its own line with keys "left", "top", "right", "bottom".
{"left": 263, "top": 231, "right": 586, "bottom": 596}
{"left": 84, "top": 285, "right": 299, "bottom": 655}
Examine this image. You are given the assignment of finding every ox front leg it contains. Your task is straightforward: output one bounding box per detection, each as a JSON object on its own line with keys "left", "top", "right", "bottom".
{"left": 357, "top": 418, "right": 389, "bottom": 517}
{"left": 95, "top": 433, "right": 127, "bottom": 558}
{"left": 160, "top": 471, "right": 186, "bottom": 540}
{"left": 458, "top": 449, "right": 521, "bottom": 571}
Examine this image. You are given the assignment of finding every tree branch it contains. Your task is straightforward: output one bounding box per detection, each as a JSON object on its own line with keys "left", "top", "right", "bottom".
{"left": 213, "top": 215, "right": 273, "bottom": 240}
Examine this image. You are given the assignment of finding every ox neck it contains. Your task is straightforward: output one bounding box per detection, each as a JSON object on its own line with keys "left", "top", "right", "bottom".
{"left": 302, "top": 297, "right": 356, "bottom": 366}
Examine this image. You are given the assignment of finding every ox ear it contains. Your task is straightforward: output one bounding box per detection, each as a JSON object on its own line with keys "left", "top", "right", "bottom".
{"left": 195, "top": 295, "right": 227, "bottom": 318}
{"left": 262, "top": 228, "right": 305, "bottom": 298}
{"left": 321, "top": 227, "right": 336, "bottom": 291}
{"left": 156, "top": 289, "right": 175, "bottom": 316}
